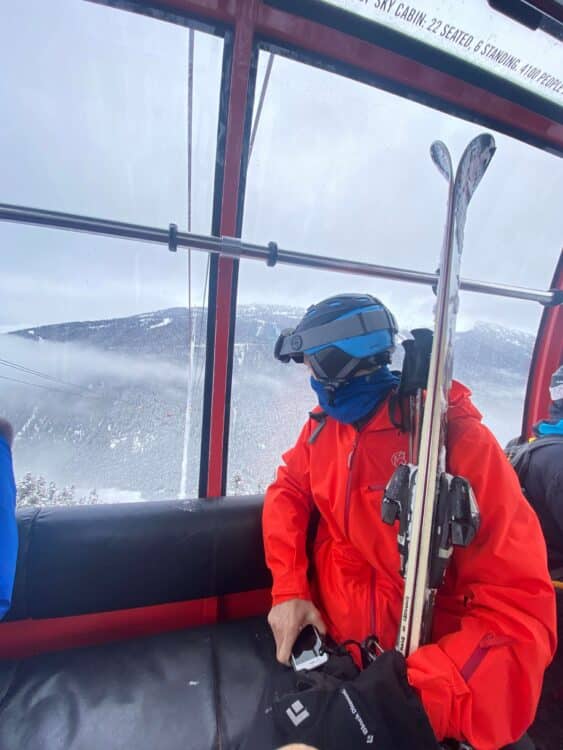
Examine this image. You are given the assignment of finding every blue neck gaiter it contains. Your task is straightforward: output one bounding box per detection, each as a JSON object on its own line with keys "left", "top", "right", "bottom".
{"left": 310, "top": 367, "right": 400, "bottom": 424}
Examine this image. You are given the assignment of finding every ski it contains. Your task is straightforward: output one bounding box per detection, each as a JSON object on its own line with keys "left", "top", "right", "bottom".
{"left": 383, "top": 134, "right": 496, "bottom": 657}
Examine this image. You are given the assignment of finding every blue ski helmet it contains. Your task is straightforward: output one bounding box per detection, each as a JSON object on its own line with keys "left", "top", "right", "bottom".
{"left": 275, "top": 294, "right": 398, "bottom": 384}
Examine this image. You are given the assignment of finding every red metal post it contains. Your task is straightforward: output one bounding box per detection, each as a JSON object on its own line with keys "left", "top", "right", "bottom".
{"left": 206, "top": 1, "right": 257, "bottom": 496}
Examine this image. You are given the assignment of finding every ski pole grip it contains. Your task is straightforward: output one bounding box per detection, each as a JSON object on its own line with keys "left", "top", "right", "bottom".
{"left": 399, "top": 328, "right": 433, "bottom": 396}
{"left": 381, "top": 464, "right": 410, "bottom": 526}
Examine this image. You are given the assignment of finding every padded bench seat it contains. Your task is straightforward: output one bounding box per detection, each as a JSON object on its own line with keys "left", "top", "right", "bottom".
{"left": 0, "top": 616, "right": 284, "bottom": 750}
{"left": 0, "top": 497, "right": 277, "bottom": 749}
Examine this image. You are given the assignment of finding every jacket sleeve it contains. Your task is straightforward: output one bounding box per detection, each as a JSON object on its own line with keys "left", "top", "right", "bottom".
{"left": 262, "top": 419, "right": 314, "bottom": 606}
{"left": 407, "top": 418, "right": 557, "bottom": 750}
{"left": 0, "top": 436, "right": 18, "bottom": 620}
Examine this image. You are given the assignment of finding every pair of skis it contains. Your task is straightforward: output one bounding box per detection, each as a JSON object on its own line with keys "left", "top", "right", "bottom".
{"left": 382, "top": 134, "right": 496, "bottom": 656}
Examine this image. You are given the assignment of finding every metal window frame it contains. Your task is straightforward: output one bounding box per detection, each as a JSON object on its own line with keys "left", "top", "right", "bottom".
{"left": 198, "top": 26, "right": 237, "bottom": 498}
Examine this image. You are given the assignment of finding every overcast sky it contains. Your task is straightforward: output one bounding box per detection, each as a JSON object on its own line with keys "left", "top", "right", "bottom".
{"left": 0, "top": 0, "right": 561, "bottom": 335}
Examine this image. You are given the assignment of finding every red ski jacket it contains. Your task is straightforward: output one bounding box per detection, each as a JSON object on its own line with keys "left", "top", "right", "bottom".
{"left": 263, "top": 381, "right": 556, "bottom": 750}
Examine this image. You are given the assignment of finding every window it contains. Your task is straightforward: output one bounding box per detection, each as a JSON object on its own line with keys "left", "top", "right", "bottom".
{"left": 0, "top": 224, "right": 211, "bottom": 506}
{"left": 0, "top": 1, "right": 225, "bottom": 505}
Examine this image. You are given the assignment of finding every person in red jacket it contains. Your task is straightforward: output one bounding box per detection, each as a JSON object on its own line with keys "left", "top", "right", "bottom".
{"left": 263, "top": 294, "right": 556, "bottom": 750}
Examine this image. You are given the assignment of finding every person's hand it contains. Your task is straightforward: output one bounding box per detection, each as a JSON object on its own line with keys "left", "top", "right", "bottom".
{"left": 268, "top": 599, "right": 326, "bottom": 665}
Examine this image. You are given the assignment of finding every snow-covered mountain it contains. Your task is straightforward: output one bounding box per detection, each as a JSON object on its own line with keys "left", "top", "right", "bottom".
{"left": 0, "top": 307, "right": 534, "bottom": 503}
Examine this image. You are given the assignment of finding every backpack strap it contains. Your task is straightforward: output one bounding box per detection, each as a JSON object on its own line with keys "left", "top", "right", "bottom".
{"left": 511, "top": 436, "right": 563, "bottom": 488}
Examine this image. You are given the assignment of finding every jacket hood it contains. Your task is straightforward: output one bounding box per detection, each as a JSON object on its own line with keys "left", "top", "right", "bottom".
{"left": 447, "top": 380, "right": 482, "bottom": 422}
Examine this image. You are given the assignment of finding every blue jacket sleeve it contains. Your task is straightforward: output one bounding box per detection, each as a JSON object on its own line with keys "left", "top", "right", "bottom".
{"left": 0, "top": 436, "right": 17, "bottom": 620}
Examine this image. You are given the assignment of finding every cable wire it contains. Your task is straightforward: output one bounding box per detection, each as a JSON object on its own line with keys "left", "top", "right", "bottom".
{"left": 0, "top": 373, "right": 98, "bottom": 397}
{"left": 248, "top": 53, "right": 274, "bottom": 162}
{"left": 0, "top": 356, "right": 94, "bottom": 394}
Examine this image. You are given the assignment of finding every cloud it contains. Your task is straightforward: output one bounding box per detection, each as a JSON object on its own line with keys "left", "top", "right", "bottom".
{"left": 0, "top": 333, "right": 189, "bottom": 394}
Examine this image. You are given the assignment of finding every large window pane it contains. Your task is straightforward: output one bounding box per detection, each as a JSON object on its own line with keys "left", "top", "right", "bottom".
{"left": 0, "top": 3, "right": 223, "bottom": 505}
{"left": 452, "top": 304, "right": 540, "bottom": 445}
{"left": 0, "top": 0, "right": 223, "bottom": 232}
{"left": 0, "top": 224, "right": 209, "bottom": 505}
{"left": 228, "top": 51, "right": 557, "bottom": 492}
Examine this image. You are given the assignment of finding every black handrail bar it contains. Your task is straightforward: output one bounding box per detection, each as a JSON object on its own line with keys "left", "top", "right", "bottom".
{"left": 0, "top": 202, "right": 557, "bottom": 306}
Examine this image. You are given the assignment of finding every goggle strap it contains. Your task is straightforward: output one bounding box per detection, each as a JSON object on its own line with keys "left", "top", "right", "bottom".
{"left": 277, "top": 308, "right": 392, "bottom": 358}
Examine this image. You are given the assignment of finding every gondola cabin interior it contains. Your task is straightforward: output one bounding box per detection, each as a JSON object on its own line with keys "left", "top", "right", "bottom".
{"left": 0, "top": 0, "right": 561, "bottom": 748}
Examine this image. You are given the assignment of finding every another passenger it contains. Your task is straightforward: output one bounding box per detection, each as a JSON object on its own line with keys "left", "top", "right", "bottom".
{"left": 0, "top": 418, "right": 17, "bottom": 620}
{"left": 263, "top": 294, "right": 556, "bottom": 750}
{"left": 508, "top": 364, "right": 563, "bottom": 576}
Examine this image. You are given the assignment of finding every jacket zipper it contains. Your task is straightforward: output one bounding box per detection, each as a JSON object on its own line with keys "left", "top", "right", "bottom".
{"left": 343, "top": 436, "right": 377, "bottom": 638}
{"left": 460, "top": 633, "right": 514, "bottom": 682}
{"left": 344, "top": 435, "right": 359, "bottom": 538}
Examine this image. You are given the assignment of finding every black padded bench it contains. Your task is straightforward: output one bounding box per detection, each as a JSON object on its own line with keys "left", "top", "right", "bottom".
{"left": 0, "top": 617, "right": 284, "bottom": 750}
{"left": 0, "top": 496, "right": 278, "bottom": 750}
{"left": 0, "top": 498, "right": 559, "bottom": 749}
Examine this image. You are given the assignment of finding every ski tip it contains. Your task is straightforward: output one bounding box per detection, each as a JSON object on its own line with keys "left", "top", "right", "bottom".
{"left": 456, "top": 133, "right": 497, "bottom": 197}
{"left": 430, "top": 141, "right": 453, "bottom": 183}
{"left": 471, "top": 132, "right": 496, "bottom": 153}
{"left": 464, "top": 133, "right": 496, "bottom": 172}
